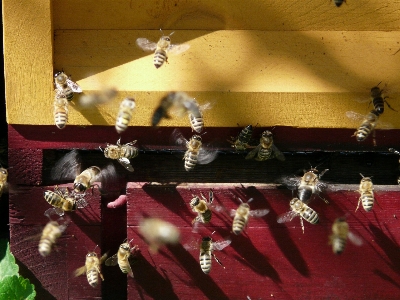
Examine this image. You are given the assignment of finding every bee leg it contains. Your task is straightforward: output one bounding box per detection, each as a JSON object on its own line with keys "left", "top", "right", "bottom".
{"left": 355, "top": 197, "right": 362, "bottom": 212}
{"left": 317, "top": 193, "right": 329, "bottom": 204}
{"left": 384, "top": 98, "right": 398, "bottom": 112}
{"left": 300, "top": 217, "right": 305, "bottom": 234}
{"left": 212, "top": 253, "right": 225, "bottom": 268}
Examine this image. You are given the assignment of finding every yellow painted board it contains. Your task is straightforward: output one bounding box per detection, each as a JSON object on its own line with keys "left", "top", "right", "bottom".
{"left": 2, "top": 0, "right": 53, "bottom": 125}
{"left": 53, "top": 0, "right": 400, "bottom": 31}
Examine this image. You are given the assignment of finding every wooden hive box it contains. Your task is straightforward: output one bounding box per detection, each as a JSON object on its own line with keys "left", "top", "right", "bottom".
{"left": 3, "top": 0, "right": 400, "bottom": 299}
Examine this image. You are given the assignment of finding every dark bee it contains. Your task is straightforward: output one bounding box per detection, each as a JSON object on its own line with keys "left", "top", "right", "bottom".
{"left": 228, "top": 125, "right": 253, "bottom": 151}
{"left": 245, "top": 130, "right": 285, "bottom": 161}
{"left": 369, "top": 83, "right": 396, "bottom": 115}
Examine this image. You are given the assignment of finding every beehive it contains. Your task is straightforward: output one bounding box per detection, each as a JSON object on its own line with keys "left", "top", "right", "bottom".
{"left": 3, "top": 1, "right": 400, "bottom": 299}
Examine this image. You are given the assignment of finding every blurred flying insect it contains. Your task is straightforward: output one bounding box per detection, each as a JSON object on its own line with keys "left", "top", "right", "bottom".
{"left": 74, "top": 246, "right": 108, "bottom": 288}
{"left": 333, "top": 0, "right": 345, "bottom": 7}
{"left": 54, "top": 71, "right": 82, "bottom": 101}
{"left": 329, "top": 217, "right": 363, "bottom": 254}
{"left": 281, "top": 166, "right": 329, "bottom": 204}
{"left": 139, "top": 218, "right": 181, "bottom": 253}
{"left": 38, "top": 214, "right": 69, "bottom": 257}
{"left": 228, "top": 125, "right": 253, "bottom": 151}
{"left": 188, "top": 100, "right": 212, "bottom": 133}
{"left": 346, "top": 110, "right": 393, "bottom": 144}
{"left": 369, "top": 82, "right": 396, "bottom": 115}
{"left": 43, "top": 186, "right": 88, "bottom": 217}
{"left": 172, "top": 129, "right": 218, "bottom": 172}
{"left": 50, "top": 150, "right": 102, "bottom": 193}
{"left": 0, "top": 167, "right": 8, "bottom": 197}
{"left": 115, "top": 98, "right": 136, "bottom": 134}
{"left": 230, "top": 197, "right": 269, "bottom": 235}
{"left": 101, "top": 138, "right": 139, "bottom": 172}
{"left": 356, "top": 173, "right": 375, "bottom": 212}
{"left": 388, "top": 148, "right": 400, "bottom": 185}
{"left": 136, "top": 30, "right": 190, "bottom": 68}
{"left": 152, "top": 92, "right": 202, "bottom": 127}
{"left": 105, "top": 239, "right": 140, "bottom": 278}
{"left": 245, "top": 130, "right": 285, "bottom": 161}
{"left": 190, "top": 190, "right": 214, "bottom": 225}
{"left": 199, "top": 237, "right": 231, "bottom": 274}
{"left": 277, "top": 198, "right": 319, "bottom": 234}
{"left": 53, "top": 94, "right": 69, "bottom": 129}
{"left": 79, "top": 88, "right": 117, "bottom": 107}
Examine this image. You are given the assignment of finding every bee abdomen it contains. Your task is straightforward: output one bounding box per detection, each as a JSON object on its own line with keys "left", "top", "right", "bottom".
{"left": 54, "top": 108, "right": 68, "bottom": 130}
{"left": 87, "top": 269, "right": 99, "bottom": 287}
{"left": 44, "top": 191, "right": 61, "bottom": 207}
{"left": 332, "top": 237, "right": 347, "bottom": 254}
{"left": 298, "top": 187, "right": 313, "bottom": 203}
{"left": 119, "top": 264, "right": 130, "bottom": 274}
{"left": 256, "top": 148, "right": 272, "bottom": 161}
{"left": 361, "top": 194, "right": 374, "bottom": 211}
{"left": 303, "top": 209, "right": 319, "bottom": 224}
{"left": 199, "top": 253, "right": 212, "bottom": 274}
{"left": 123, "top": 147, "right": 139, "bottom": 159}
{"left": 202, "top": 210, "right": 212, "bottom": 223}
{"left": 189, "top": 114, "right": 204, "bottom": 133}
{"left": 356, "top": 123, "right": 373, "bottom": 142}
{"left": 184, "top": 152, "right": 198, "bottom": 171}
{"left": 373, "top": 97, "right": 384, "bottom": 115}
{"left": 232, "top": 216, "right": 246, "bottom": 235}
{"left": 38, "top": 238, "right": 52, "bottom": 257}
{"left": 115, "top": 111, "right": 132, "bottom": 134}
{"left": 154, "top": 50, "right": 167, "bottom": 68}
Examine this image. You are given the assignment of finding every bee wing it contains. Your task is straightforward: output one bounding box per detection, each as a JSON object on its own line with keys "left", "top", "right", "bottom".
{"left": 136, "top": 38, "right": 157, "bottom": 52}
{"left": 75, "top": 196, "right": 88, "bottom": 209}
{"left": 44, "top": 207, "right": 65, "bottom": 218}
{"left": 271, "top": 144, "right": 285, "bottom": 161}
{"left": 105, "top": 253, "right": 119, "bottom": 266}
{"left": 66, "top": 78, "right": 82, "bottom": 93}
{"left": 345, "top": 111, "right": 365, "bottom": 122}
{"left": 183, "top": 239, "right": 199, "bottom": 251}
{"left": 118, "top": 158, "right": 134, "bottom": 172}
{"left": 51, "top": 149, "right": 82, "bottom": 181}
{"left": 197, "top": 148, "right": 218, "bottom": 165}
{"left": 348, "top": 231, "right": 363, "bottom": 246}
{"left": 279, "top": 176, "right": 301, "bottom": 190}
{"left": 249, "top": 209, "right": 270, "bottom": 218}
{"left": 277, "top": 211, "right": 298, "bottom": 223}
{"left": 245, "top": 145, "right": 262, "bottom": 160}
{"left": 100, "top": 252, "right": 109, "bottom": 264}
{"left": 182, "top": 99, "right": 201, "bottom": 118}
{"left": 315, "top": 180, "right": 328, "bottom": 193}
{"left": 171, "top": 128, "right": 188, "bottom": 148}
{"left": 377, "top": 120, "right": 394, "bottom": 130}
{"left": 212, "top": 239, "right": 232, "bottom": 251}
{"left": 74, "top": 265, "right": 87, "bottom": 277}
{"left": 168, "top": 43, "right": 190, "bottom": 55}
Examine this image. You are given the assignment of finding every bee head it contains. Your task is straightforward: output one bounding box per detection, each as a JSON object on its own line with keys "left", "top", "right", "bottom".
{"left": 202, "top": 236, "right": 212, "bottom": 242}
{"left": 73, "top": 182, "right": 86, "bottom": 193}
{"left": 120, "top": 244, "right": 130, "bottom": 251}
{"left": 261, "top": 130, "right": 272, "bottom": 138}
{"left": 86, "top": 252, "right": 97, "bottom": 257}
{"left": 192, "top": 135, "right": 202, "bottom": 142}
{"left": 190, "top": 196, "right": 200, "bottom": 207}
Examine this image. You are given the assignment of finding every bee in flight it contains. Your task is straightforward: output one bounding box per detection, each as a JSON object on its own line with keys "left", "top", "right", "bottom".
{"left": 230, "top": 197, "right": 269, "bottom": 235}
{"left": 188, "top": 100, "right": 212, "bottom": 133}
{"left": 115, "top": 97, "right": 136, "bottom": 134}
{"left": 329, "top": 217, "right": 363, "bottom": 254}
{"left": 228, "top": 125, "right": 253, "bottom": 151}
{"left": 190, "top": 190, "right": 214, "bottom": 225}
{"left": 105, "top": 239, "right": 140, "bottom": 278}
{"left": 346, "top": 110, "right": 393, "bottom": 145}
{"left": 356, "top": 173, "right": 375, "bottom": 212}
{"left": 245, "top": 130, "right": 285, "bottom": 161}
{"left": 172, "top": 129, "right": 218, "bottom": 172}
{"left": 151, "top": 92, "right": 202, "bottom": 127}
{"left": 369, "top": 82, "right": 396, "bottom": 115}
{"left": 281, "top": 166, "right": 329, "bottom": 204}
{"left": 101, "top": 138, "right": 139, "bottom": 172}
{"left": 277, "top": 198, "right": 319, "bottom": 234}
{"left": 136, "top": 30, "right": 190, "bottom": 68}
{"left": 74, "top": 245, "right": 108, "bottom": 288}
{"left": 139, "top": 218, "right": 181, "bottom": 253}
{"left": 38, "top": 213, "right": 70, "bottom": 257}
{"left": 43, "top": 186, "right": 88, "bottom": 217}
{"left": 198, "top": 237, "right": 231, "bottom": 274}
{"left": 78, "top": 88, "right": 117, "bottom": 107}
{"left": 50, "top": 149, "right": 102, "bottom": 193}
{"left": 54, "top": 71, "right": 82, "bottom": 101}
{"left": 0, "top": 167, "right": 8, "bottom": 197}
{"left": 53, "top": 94, "right": 69, "bottom": 129}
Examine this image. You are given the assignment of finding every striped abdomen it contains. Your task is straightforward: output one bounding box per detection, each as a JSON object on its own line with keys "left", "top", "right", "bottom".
{"left": 56, "top": 83, "right": 74, "bottom": 101}
{"left": 256, "top": 147, "right": 273, "bottom": 161}
{"left": 201, "top": 209, "right": 212, "bottom": 223}
{"left": 360, "top": 192, "right": 374, "bottom": 211}
{"left": 232, "top": 215, "right": 248, "bottom": 235}
{"left": 332, "top": 236, "right": 347, "bottom": 254}
{"left": 43, "top": 191, "right": 76, "bottom": 212}
{"left": 199, "top": 250, "right": 212, "bottom": 274}
{"left": 373, "top": 97, "right": 384, "bottom": 115}
{"left": 54, "top": 98, "right": 68, "bottom": 129}
{"left": 238, "top": 125, "right": 253, "bottom": 144}
{"left": 115, "top": 111, "right": 132, "bottom": 134}
{"left": 122, "top": 146, "right": 139, "bottom": 160}
{"left": 189, "top": 114, "right": 204, "bottom": 133}
{"left": 86, "top": 268, "right": 99, "bottom": 287}
{"left": 38, "top": 222, "right": 61, "bottom": 257}
{"left": 184, "top": 151, "right": 198, "bottom": 171}
{"left": 301, "top": 207, "right": 319, "bottom": 224}
{"left": 356, "top": 122, "right": 374, "bottom": 142}
{"left": 153, "top": 49, "right": 167, "bottom": 68}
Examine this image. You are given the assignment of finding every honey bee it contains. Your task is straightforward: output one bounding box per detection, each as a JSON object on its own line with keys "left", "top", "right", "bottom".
{"left": 73, "top": 166, "right": 102, "bottom": 193}
{"left": 0, "top": 167, "right": 8, "bottom": 197}
{"left": 356, "top": 173, "right": 375, "bottom": 212}
{"left": 228, "top": 125, "right": 253, "bottom": 151}
{"left": 230, "top": 197, "right": 269, "bottom": 235}
{"left": 43, "top": 186, "right": 88, "bottom": 217}
{"left": 388, "top": 148, "right": 400, "bottom": 185}
{"left": 245, "top": 130, "right": 285, "bottom": 161}
{"left": 138, "top": 218, "right": 181, "bottom": 253}
{"left": 369, "top": 82, "right": 396, "bottom": 115}
{"left": 329, "top": 217, "right": 363, "bottom": 254}
{"left": 79, "top": 88, "right": 118, "bottom": 107}
{"left": 115, "top": 98, "right": 136, "bottom": 134}
{"left": 101, "top": 138, "right": 139, "bottom": 172}
{"left": 281, "top": 166, "right": 329, "bottom": 204}
{"left": 188, "top": 100, "right": 212, "bottom": 133}
{"left": 136, "top": 30, "right": 190, "bottom": 68}
{"left": 172, "top": 129, "right": 218, "bottom": 172}
{"left": 54, "top": 71, "right": 82, "bottom": 101}
{"left": 38, "top": 215, "right": 69, "bottom": 257}
{"left": 190, "top": 190, "right": 214, "bottom": 224}
{"left": 105, "top": 239, "right": 140, "bottom": 278}
{"left": 74, "top": 246, "right": 108, "bottom": 288}
{"left": 53, "top": 94, "right": 69, "bottom": 129}
{"left": 152, "top": 92, "right": 202, "bottom": 127}
{"left": 199, "top": 237, "right": 231, "bottom": 274}
{"left": 277, "top": 198, "right": 319, "bottom": 234}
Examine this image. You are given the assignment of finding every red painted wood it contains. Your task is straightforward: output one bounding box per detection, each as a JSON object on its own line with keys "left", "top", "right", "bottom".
{"left": 8, "top": 148, "right": 43, "bottom": 185}
{"left": 126, "top": 183, "right": 400, "bottom": 300}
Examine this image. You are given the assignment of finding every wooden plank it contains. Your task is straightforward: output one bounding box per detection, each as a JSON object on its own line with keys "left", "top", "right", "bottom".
{"left": 2, "top": 0, "right": 53, "bottom": 124}
{"left": 53, "top": 0, "right": 400, "bottom": 31}
{"left": 126, "top": 183, "right": 400, "bottom": 299}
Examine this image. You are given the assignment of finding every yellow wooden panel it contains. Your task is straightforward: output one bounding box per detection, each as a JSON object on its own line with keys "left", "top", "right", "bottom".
{"left": 53, "top": 0, "right": 400, "bottom": 31}
{"left": 2, "top": 0, "right": 53, "bottom": 124}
